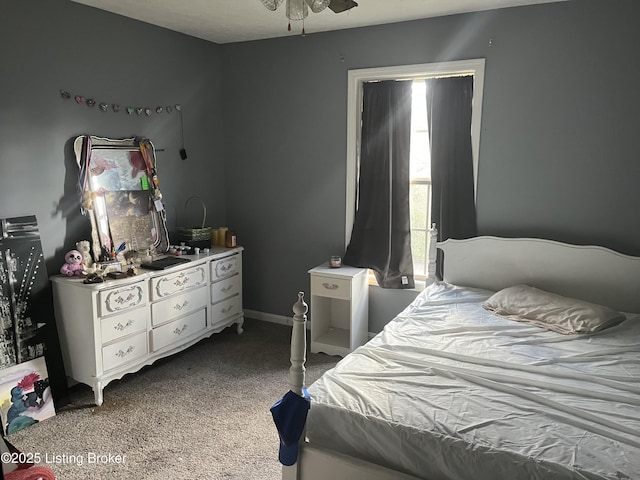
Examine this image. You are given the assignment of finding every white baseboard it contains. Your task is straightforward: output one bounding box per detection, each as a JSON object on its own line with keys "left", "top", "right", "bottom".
{"left": 245, "top": 309, "right": 377, "bottom": 338}
{"left": 244, "top": 309, "right": 293, "bottom": 326}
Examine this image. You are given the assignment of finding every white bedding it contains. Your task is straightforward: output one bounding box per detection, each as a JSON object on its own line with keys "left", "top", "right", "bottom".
{"left": 306, "top": 282, "right": 640, "bottom": 480}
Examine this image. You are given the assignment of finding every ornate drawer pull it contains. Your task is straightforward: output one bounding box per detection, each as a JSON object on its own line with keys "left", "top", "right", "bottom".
{"left": 115, "top": 345, "right": 135, "bottom": 358}
{"left": 173, "top": 324, "right": 188, "bottom": 335}
{"left": 114, "top": 319, "right": 134, "bottom": 331}
{"left": 173, "top": 300, "right": 189, "bottom": 311}
{"left": 114, "top": 293, "right": 135, "bottom": 304}
{"left": 221, "top": 285, "right": 233, "bottom": 293}
{"left": 322, "top": 282, "right": 339, "bottom": 290}
{"left": 221, "top": 305, "right": 233, "bottom": 314}
{"left": 173, "top": 276, "right": 190, "bottom": 287}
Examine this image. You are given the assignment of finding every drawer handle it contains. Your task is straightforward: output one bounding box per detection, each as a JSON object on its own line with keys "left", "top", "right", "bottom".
{"left": 173, "top": 324, "right": 188, "bottom": 336}
{"left": 221, "top": 285, "right": 233, "bottom": 293}
{"left": 114, "top": 292, "right": 135, "bottom": 305}
{"left": 174, "top": 300, "right": 189, "bottom": 311}
{"left": 115, "top": 345, "right": 135, "bottom": 358}
{"left": 322, "top": 282, "right": 339, "bottom": 290}
{"left": 220, "top": 305, "right": 233, "bottom": 314}
{"left": 173, "top": 276, "right": 190, "bottom": 287}
{"left": 215, "top": 261, "right": 236, "bottom": 276}
{"left": 114, "top": 319, "right": 134, "bottom": 331}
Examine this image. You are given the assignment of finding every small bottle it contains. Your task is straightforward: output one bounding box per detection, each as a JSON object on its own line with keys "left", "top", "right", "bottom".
{"left": 225, "top": 230, "right": 237, "bottom": 248}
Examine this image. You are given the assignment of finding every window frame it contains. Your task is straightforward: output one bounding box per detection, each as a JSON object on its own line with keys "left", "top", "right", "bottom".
{"left": 345, "top": 59, "right": 486, "bottom": 251}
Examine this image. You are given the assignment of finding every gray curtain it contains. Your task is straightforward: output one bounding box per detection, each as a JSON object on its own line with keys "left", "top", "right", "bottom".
{"left": 343, "top": 80, "right": 414, "bottom": 289}
{"left": 427, "top": 75, "right": 478, "bottom": 279}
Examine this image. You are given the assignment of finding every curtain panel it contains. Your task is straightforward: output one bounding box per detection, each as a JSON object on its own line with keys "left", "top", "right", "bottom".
{"left": 427, "top": 75, "right": 478, "bottom": 279}
{"left": 343, "top": 80, "right": 414, "bottom": 289}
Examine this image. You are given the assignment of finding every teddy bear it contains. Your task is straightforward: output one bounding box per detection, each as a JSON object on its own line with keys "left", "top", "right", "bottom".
{"left": 60, "top": 249, "right": 85, "bottom": 276}
{"left": 75, "top": 240, "right": 96, "bottom": 274}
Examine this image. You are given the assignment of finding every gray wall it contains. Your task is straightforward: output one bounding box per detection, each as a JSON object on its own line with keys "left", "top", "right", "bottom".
{"left": 2, "top": 1, "right": 639, "bottom": 334}
{"left": 0, "top": 0, "right": 225, "bottom": 277}
{"left": 221, "top": 0, "right": 640, "bottom": 331}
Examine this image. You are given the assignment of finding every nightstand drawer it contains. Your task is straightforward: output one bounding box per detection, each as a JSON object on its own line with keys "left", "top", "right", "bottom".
{"left": 151, "top": 285, "right": 208, "bottom": 327}
{"left": 102, "top": 331, "right": 147, "bottom": 371}
{"left": 100, "top": 306, "right": 147, "bottom": 344}
{"left": 151, "top": 309, "right": 207, "bottom": 352}
{"left": 211, "top": 274, "right": 241, "bottom": 302}
{"left": 149, "top": 264, "right": 207, "bottom": 300}
{"left": 311, "top": 275, "right": 351, "bottom": 300}
{"left": 98, "top": 281, "right": 147, "bottom": 317}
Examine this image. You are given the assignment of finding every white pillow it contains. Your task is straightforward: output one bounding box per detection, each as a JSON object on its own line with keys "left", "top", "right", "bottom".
{"left": 482, "top": 284, "right": 625, "bottom": 334}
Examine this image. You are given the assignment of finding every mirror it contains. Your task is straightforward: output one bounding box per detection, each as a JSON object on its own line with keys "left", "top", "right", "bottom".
{"left": 74, "top": 135, "right": 170, "bottom": 264}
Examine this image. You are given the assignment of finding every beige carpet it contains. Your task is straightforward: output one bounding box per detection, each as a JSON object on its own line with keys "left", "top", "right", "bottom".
{"left": 8, "top": 319, "right": 339, "bottom": 480}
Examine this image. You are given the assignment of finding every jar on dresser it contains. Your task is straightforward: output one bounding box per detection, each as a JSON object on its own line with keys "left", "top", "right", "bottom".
{"left": 51, "top": 247, "right": 243, "bottom": 406}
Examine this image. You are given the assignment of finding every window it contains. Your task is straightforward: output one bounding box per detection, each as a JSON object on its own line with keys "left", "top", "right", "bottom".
{"left": 345, "top": 60, "right": 485, "bottom": 285}
{"left": 409, "top": 79, "right": 432, "bottom": 280}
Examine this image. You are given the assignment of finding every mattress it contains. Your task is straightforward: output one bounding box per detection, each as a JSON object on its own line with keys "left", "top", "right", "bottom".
{"left": 306, "top": 282, "right": 640, "bottom": 480}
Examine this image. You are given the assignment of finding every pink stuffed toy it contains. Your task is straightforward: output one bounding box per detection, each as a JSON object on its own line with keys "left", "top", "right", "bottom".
{"left": 60, "top": 249, "right": 84, "bottom": 276}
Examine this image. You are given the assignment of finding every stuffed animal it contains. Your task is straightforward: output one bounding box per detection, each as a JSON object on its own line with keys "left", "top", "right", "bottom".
{"left": 75, "top": 240, "right": 95, "bottom": 274}
{"left": 60, "top": 249, "right": 84, "bottom": 276}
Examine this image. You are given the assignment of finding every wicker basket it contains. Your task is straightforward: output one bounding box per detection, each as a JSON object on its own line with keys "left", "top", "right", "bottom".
{"left": 177, "top": 196, "right": 211, "bottom": 242}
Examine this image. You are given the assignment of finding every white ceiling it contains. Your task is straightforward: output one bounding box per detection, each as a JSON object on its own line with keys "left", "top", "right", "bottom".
{"left": 70, "top": 0, "right": 566, "bottom": 44}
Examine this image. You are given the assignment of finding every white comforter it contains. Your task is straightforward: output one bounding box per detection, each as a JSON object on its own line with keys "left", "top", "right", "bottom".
{"left": 307, "top": 282, "right": 640, "bottom": 480}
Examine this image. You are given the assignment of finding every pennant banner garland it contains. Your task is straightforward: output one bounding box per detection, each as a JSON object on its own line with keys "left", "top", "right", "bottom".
{"left": 60, "top": 89, "right": 182, "bottom": 117}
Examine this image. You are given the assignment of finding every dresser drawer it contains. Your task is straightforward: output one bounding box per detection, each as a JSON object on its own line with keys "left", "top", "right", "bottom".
{"left": 150, "top": 264, "right": 207, "bottom": 300}
{"left": 210, "top": 254, "right": 240, "bottom": 281}
{"left": 102, "top": 331, "right": 147, "bottom": 371}
{"left": 311, "top": 275, "right": 351, "bottom": 300}
{"left": 151, "top": 285, "right": 208, "bottom": 327}
{"left": 100, "top": 306, "right": 147, "bottom": 344}
{"left": 211, "top": 274, "right": 241, "bottom": 303}
{"left": 98, "top": 281, "right": 147, "bottom": 317}
{"left": 151, "top": 309, "right": 207, "bottom": 352}
{"left": 211, "top": 295, "right": 242, "bottom": 326}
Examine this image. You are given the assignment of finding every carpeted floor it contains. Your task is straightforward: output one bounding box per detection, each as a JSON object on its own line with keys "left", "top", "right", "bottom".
{"left": 7, "top": 318, "right": 339, "bottom": 480}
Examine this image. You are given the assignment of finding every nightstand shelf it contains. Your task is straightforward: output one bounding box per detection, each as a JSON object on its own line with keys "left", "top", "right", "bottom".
{"left": 308, "top": 263, "right": 369, "bottom": 357}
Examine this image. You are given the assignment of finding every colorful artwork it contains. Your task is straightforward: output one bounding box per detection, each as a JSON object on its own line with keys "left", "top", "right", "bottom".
{"left": 0, "top": 356, "right": 55, "bottom": 435}
{"left": 0, "top": 215, "right": 58, "bottom": 434}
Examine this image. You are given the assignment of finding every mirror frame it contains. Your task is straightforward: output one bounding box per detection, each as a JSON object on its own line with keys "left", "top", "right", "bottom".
{"left": 74, "top": 135, "right": 170, "bottom": 264}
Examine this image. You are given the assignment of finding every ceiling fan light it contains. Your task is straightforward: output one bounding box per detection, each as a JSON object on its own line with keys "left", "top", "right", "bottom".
{"left": 286, "top": 0, "right": 308, "bottom": 21}
{"left": 305, "top": 0, "right": 331, "bottom": 13}
{"left": 260, "top": 0, "right": 285, "bottom": 11}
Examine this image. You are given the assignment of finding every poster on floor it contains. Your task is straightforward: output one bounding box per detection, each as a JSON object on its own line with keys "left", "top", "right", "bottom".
{"left": 0, "top": 355, "right": 55, "bottom": 434}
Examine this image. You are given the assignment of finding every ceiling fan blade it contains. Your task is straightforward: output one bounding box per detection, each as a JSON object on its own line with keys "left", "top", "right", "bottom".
{"left": 328, "top": 0, "right": 358, "bottom": 13}
{"left": 261, "top": 0, "right": 285, "bottom": 11}
{"left": 305, "top": 0, "right": 331, "bottom": 13}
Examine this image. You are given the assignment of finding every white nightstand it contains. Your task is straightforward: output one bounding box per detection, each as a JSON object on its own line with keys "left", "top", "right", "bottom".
{"left": 308, "top": 263, "right": 369, "bottom": 357}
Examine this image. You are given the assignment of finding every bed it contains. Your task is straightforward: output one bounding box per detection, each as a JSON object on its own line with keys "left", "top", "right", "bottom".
{"left": 282, "top": 232, "right": 640, "bottom": 480}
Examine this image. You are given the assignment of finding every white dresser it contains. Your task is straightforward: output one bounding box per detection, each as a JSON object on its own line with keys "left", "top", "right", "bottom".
{"left": 51, "top": 247, "right": 243, "bottom": 406}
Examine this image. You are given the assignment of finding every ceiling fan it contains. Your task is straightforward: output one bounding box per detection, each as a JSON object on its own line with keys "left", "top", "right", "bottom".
{"left": 327, "top": 0, "right": 358, "bottom": 13}
{"left": 260, "top": 0, "right": 358, "bottom": 33}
